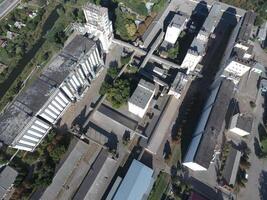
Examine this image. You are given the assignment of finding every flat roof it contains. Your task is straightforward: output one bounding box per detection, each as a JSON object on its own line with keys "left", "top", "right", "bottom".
{"left": 61, "top": 34, "right": 96, "bottom": 60}
{"left": 171, "top": 71, "right": 188, "bottom": 93}
{"left": 98, "top": 104, "right": 138, "bottom": 130}
{"left": 73, "top": 149, "right": 108, "bottom": 200}
{"left": 171, "top": 13, "right": 187, "bottom": 28}
{"left": 222, "top": 147, "right": 241, "bottom": 185}
{"left": 41, "top": 55, "right": 75, "bottom": 86}
{"left": 201, "top": 3, "right": 221, "bottom": 33}
{"left": 237, "top": 11, "right": 256, "bottom": 42}
{"left": 184, "top": 79, "right": 235, "bottom": 169}
{"left": 194, "top": 79, "right": 235, "bottom": 168}
{"left": 0, "top": 34, "right": 97, "bottom": 146}
{"left": 235, "top": 113, "right": 253, "bottom": 133}
{"left": 128, "top": 79, "right": 155, "bottom": 109}
{"left": 189, "top": 38, "right": 206, "bottom": 55}
{"left": 113, "top": 159, "right": 153, "bottom": 200}
{"left": 0, "top": 103, "right": 33, "bottom": 145}
{"left": 16, "top": 76, "right": 58, "bottom": 114}
{"left": 0, "top": 166, "right": 17, "bottom": 198}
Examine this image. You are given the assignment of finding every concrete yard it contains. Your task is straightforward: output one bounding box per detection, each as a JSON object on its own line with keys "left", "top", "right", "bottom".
{"left": 59, "top": 67, "right": 107, "bottom": 129}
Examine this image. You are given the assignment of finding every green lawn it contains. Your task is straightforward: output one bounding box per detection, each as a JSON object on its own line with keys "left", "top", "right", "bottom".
{"left": 170, "top": 143, "right": 181, "bottom": 167}
{"left": 148, "top": 172, "right": 170, "bottom": 200}
{"left": 261, "top": 138, "right": 267, "bottom": 154}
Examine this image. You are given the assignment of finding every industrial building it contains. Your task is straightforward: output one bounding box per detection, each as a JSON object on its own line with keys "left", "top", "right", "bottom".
{"left": 164, "top": 13, "right": 188, "bottom": 45}
{"left": 222, "top": 11, "right": 256, "bottom": 84}
{"left": 128, "top": 79, "right": 156, "bottom": 118}
{"left": 229, "top": 113, "right": 253, "bottom": 136}
{"left": 181, "top": 3, "right": 222, "bottom": 74}
{"left": 257, "top": 22, "right": 267, "bottom": 47}
{"left": 111, "top": 159, "right": 154, "bottom": 200}
{"left": 0, "top": 34, "right": 104, "bottom": 152}
{"left": 183, "top": 79, "right": 235, "bottom": 171}
{"left": 82, "top": 3, "right": 113, "bottom": 52}
{"left": 0, "top": 166, "right": 18, "bottom": 199}
{"left": 222, "top": 147, "right": 242, "bottom": 186}
{"left": 168, "top": 71, "right": 188, "bottom": 99}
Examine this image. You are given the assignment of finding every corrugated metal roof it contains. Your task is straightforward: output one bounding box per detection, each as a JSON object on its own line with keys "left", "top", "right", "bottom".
{"left": 113, "top": 159, "right": 153, "bottom": 200}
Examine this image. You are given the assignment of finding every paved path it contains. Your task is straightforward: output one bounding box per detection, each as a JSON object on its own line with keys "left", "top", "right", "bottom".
{"left": 112, "top": 38, "right": 181, "bottom": 68}
{"left": 0, "top": 0, "right": 20, "bottom": 19}
{"left": 253, "top": 41, "right": 267, "bottom": 66}
{"left": 59, "top": 68, "right": 107, "bottom": 129}
{"left": 237, "top": 91, "right": 267, "bottom": 200}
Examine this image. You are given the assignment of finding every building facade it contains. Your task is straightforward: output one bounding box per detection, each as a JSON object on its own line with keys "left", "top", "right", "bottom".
{"left": 83, "top": 3, "right": 113, "bottom": 52}
{"left": 164, "top": 13, "right": 188, "bottom": 45}
{"left": 181, "top": 3, "right": 222, "bottom": 74}
{"left": 0, "top": 34, "right": 104, "bottom": 152}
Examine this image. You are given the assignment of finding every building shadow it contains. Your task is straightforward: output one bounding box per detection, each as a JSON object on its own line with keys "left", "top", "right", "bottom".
{"left": 225, "top": 98, "right": 240, "bottom": 129}
{"left": 259, "top": 170, "right": 267, "bottom": 200}
{"left": 201, "top": 7, "right": 238, "bottom": 84}
{"left": 87, "top": 121, "right": 118, "bottom": 150}
{"left": 188, "top": 177, "right": 224, "bottom": 200}
{"left": 254, "top": 137, "right": 264, "bottom": 158}
{"left": 71, "top": 105, "right": 90, "bottom": 129}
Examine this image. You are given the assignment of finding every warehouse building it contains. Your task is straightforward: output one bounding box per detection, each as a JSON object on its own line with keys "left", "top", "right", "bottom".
{"left": 222, "top": 11, "right": 256, "bottom": 84}
{"left": 111, "top": 159, "right": 154, "bottom": 200}
{"left": 222, "top": 147, "right": 242, "bottom": 186}
{"left": 0, "top": 34, "right": 104, "bottom": 152}
{"left": 183, "top": 79, "right": 235, "bottom": 171}
{"left": 0, "top": 166, "right": 18, "bottom": 199}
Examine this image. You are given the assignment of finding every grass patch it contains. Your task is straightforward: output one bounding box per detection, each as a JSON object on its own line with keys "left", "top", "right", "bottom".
{"left": 148, "top": 172, "right": 170, "bottom": 200}
{"left": 170, "top": 142, "right": 181, "bottom": 167}
{"left": 9, "top": 129, "right": 72, "bottom": 199}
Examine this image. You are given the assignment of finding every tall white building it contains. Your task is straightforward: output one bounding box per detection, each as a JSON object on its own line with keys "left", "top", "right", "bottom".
{"left": 164, "top": 13, "right": 188, "bottom": 45}
{"left": 83, "top": 3, "right": 113, "bottom": 52}
{"left": 181, "top": 3, "right": 222, "bottom": 74}
{"left": 128, "top": 79, "right": 155, "bottom": 118}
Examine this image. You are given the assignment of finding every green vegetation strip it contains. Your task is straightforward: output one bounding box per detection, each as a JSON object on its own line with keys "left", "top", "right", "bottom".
{"left": 148, "top": 172, "right": 170, "bottom": 200}
{"left": 8, "top": 129, "right": 72, "bottom": 199}
{"left": 0, "top": 0, "right": 86, "bottom": 111}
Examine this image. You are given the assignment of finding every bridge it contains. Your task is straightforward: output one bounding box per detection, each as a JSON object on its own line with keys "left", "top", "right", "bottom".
{"left": 112, "top": 38, "right": 181, "bottom": 69}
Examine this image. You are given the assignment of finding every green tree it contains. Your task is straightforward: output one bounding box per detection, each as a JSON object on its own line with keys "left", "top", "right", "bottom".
{"left": 115, "top": 7, "right": 136, "bottom": 41}
{"left": 99, "top": 82, "right": 112, "bottom": 95}
{"left": 49, "top": 145, "right": 66, "bottom": 162}
{"left": 167, "top": 43, "right": 179, "bottom": 59}
{"left": 107, "top": 66, "right": 119, "bottom": 79}
{"left": 106, "top": 79, "right": 130, "bottom": 108}
{"left": 121, "top": 55, "right": 131, "bottom": 66}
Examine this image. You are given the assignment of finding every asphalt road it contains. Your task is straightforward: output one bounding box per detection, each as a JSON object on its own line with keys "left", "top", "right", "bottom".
{"left": 0, "top": 0, "right": 20, "bottom": 19}
{"left": 237, "top": 91, "right": 267, "bottom": 200}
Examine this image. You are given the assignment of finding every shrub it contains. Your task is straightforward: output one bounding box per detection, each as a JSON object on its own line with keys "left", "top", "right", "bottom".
{"left": 49, "top": 145, "right": 66, "bottom": 162}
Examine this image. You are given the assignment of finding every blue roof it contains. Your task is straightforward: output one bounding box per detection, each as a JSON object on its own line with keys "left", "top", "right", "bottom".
{"left": 113, "top": 159, "right": 153, "bottom": 200}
